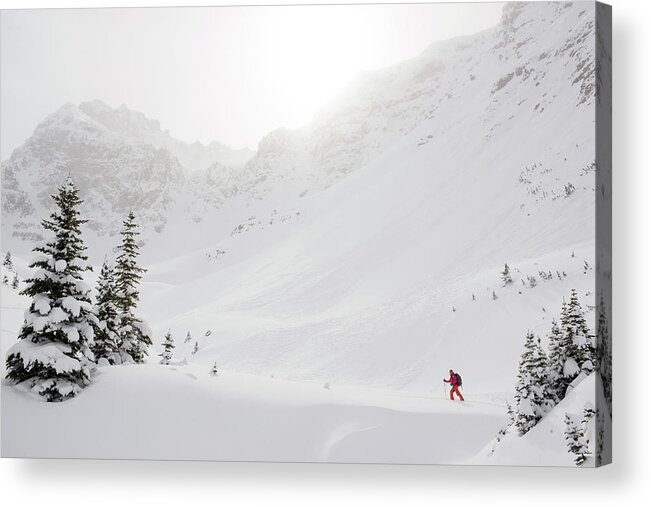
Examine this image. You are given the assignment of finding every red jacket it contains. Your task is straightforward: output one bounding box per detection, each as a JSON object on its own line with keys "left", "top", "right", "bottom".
{"left": 445, "top": 372, "right": 459, "bottom": 386}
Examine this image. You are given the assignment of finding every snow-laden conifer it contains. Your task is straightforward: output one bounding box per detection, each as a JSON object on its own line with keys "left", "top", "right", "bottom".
{"left": 114, "top": 212, "right": 152, "bottom": 363}
{"left": 546, "top": 318, "right": 565, "bottom": 403}
{"left": 5, "top": 177, "right": 95, "bottom": 401}
{"left": 564, "top": 289, "right": 595, "bottom": 375}
{"left": 564, "top": 413, "right": 591, "bottom": 466}
{"left": 513, "top": 331, "right": 554, "bottom": 435}
{"left": 91, "top": 259, "right": 121, "bottom": 365}
{"left": 547, "top": 290, "right": 595, "bottom": 401}
{"left": 3, "top": 251, "right": 13, "bottom": 270}
{"left": 501, "top": 263, "right": 513, "bottom": 285}
{"left": 159, "top": 330, "right": 175, "bottom": 365}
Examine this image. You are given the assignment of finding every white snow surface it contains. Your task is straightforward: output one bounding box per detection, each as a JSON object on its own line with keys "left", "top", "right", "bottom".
{"left": 2, "top": 363, "right": 504, "bottom": 462}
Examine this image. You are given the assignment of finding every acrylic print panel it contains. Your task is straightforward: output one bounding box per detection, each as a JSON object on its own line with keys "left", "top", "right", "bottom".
{"left": 0, "top": 1, "right": 611, "bottom": 466}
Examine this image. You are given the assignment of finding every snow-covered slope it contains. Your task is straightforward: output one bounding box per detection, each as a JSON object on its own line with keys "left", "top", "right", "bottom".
{"left": 229, "top": 2, "right": 596, "bottom": 199}
{"left": 472, "top": 373, "right": 610, "bottom": 467}
{"left": 134, "top": 1, "right": 598, "bottom": 393}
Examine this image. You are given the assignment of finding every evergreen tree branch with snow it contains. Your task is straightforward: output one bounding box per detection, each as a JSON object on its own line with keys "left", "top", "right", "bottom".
{"left": 5, "top": 177, "right": 96, "bottom": 402}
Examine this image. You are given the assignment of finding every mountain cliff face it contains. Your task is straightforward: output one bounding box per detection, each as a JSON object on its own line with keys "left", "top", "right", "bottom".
{"left": 2, "top": 103, "right": 185, "bottom": 239}
{"left": 77, "top": 100, "right": 254, "bottom": 172}
{"left": 1, "top": 100, "right": 254, "bottom": 242}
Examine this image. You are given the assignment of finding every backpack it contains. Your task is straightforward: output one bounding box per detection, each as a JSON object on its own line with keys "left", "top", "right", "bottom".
{"left": 455, "top": 372, "right": 462, "bottom": 386}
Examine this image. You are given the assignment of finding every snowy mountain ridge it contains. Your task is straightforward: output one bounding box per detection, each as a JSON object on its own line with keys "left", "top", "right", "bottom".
{"left": 1, "top": 99, "right": 254, "bottom": 243}
{"left": 77, "top": 100, "right": 255, "bottom": 171}
{"left": 2, "top": 3, "right": 596, "bottom": 253}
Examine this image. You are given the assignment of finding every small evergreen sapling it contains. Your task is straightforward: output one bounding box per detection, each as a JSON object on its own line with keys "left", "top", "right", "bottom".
{"left": 184, "top": 331, "right": 192, "bottom": 344}
{"left": 564, "top": 413, "right": 591, "bottom": 466}
{"left": 210, "top": 361, "right": 219, "bottom": 376}
{"left": 192, "top": 341, "right": 199, "bottom": 355}
{"left": 3, "top": 251, "right": 13, "bottom": 270}
{"left": 159, "top": 330, "right": 175, "bottom": 365}
{"left": 5, "top": 177, "right": 96, "bottom": 401}
{"left": 501, "top": 263, "right": 513, "bottom": 286}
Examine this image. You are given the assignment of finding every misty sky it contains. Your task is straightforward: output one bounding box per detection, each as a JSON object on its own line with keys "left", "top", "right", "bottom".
{"left": 0, "top": 3, "right": 503, "bottom": 159}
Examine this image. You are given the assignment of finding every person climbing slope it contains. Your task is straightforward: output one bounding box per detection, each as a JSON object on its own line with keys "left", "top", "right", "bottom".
{"left": 443, "top": 369, "right": 464, "bottom": 401}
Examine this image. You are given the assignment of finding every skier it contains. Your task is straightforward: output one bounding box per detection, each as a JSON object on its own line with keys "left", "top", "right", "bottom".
{"left": 443, "top": 369, "right": 464, "bottom": 401}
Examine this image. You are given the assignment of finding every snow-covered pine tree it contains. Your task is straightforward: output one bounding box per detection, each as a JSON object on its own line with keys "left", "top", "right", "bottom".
{"left": 159, "top": 330, "right": 175, "bottom": 365}
{"left": 513, "top": 331, "right": 554, "bottom": 435}
{"left": 564, "top": 413, "right": 591, "bottom": 466}
{"left": 114, "top": 212, "right": 152, "bottom": 364}
{"left": 192, "top": 341, "right": 199, "bottom": 355}
{"left": 91, "top": 259, "right": 121, "bottom": 365}
{"left": 184, "top": 331, "right": 192, "bottom": 344}
{"left": 11, "top": 274, "right": 19, "bottom": 289}
{"left": 562, "top": 289, "right": 595, "bottom": 379}
{"left": 501, "top": 263, "right": 513, "bottom": 285}
{"left": 492, "top": 290, "right": 498, "bottom": 300}
{"left": 548, "top": 291, "right": 595, "bottom": 401}
{"left": 5, "top": 177, "right": 95, "bottom": 401}
{"left": 3, "top": 251, "right": 13, "bottom": 270}
{"left": 546, "top": 318, "right": 565, "bottom": 403}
